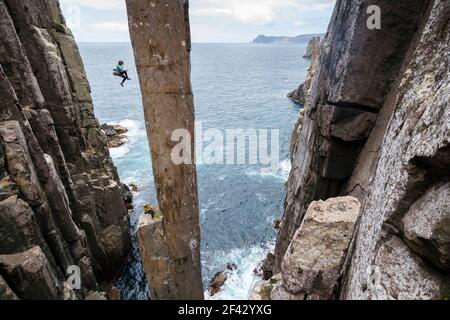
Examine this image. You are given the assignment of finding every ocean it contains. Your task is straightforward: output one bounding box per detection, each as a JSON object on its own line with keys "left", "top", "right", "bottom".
{"left": 78, "top": 42, "right": 309, "bottom": 300}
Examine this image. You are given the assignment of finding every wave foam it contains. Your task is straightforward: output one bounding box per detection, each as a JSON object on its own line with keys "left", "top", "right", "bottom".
{"left": 117, "top": 119, "right": 143, "bottom": 138}
{"left": 109, "top": 145, "right": 130, "bottom": 159}
{"left": 204, "top": 246, "right": 268, "bottom": 300}
{"left": 246, "top": 159, "right": 291, "bottom": 182}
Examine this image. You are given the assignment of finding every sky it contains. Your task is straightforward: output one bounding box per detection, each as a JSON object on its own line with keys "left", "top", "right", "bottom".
{"left": 59, "top": 0, "right": 335, "bottom": 43}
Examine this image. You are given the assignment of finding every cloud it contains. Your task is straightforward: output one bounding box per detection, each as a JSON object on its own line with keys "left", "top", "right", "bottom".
{"left": 60, "top": 0, "right": 125, "bottom": 10}
{"left": 60, "top": 0, "right": 336, "bottom": 42}
{"left": 90, "top": 22, "right": 129, "bottom": 32}
{"left": 190, "top": 0, "right": 335, "bottom": 24}
{"left": 191, "top": 2, "right": 276, "bottom": 25}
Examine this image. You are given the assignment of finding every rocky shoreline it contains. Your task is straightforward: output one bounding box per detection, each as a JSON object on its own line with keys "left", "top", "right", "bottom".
{"left": 101, "top": 123, "right": 128, "bottom": 149}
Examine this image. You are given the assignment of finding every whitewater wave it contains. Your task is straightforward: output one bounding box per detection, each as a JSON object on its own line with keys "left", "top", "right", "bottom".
{"left": 116, "top": 118, "right": 144, "bottom": 138}
{"left": 204, "top": 245, "right": 272, "bottom": 300}
{"left": 107, "top": 119, "right": 145, "bottom": 159}
{"left": 246, "top": 159, "right": 291, "bottom": 182}
{"left": 109, "top": 145, "right": 130, "bottom": 159}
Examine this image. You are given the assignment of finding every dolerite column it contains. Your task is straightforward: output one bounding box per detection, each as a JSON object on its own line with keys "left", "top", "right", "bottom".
{"left": 125, "top": 0, "right": 203, "bottom": 300}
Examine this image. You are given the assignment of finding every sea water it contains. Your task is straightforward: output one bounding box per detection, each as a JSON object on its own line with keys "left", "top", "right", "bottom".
{"left": 78, "top": 42, "right": 309, "bottom": 300}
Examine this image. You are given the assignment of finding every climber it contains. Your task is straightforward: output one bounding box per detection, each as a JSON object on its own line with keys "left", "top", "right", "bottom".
{"left": 113, "top": 60, "right": 131, "bottom": 87}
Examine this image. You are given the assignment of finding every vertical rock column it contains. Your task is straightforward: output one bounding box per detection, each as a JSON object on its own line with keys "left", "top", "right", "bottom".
{"left": 126, "top": 0, "right": 203, "bottom": 299}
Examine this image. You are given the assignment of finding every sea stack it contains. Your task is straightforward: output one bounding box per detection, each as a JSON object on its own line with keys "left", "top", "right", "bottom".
{"left": 126, "top": 0, "right": 204, "bottom": 300}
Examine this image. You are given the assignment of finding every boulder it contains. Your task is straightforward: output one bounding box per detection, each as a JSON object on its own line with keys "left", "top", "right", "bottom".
{"left": 107, "top": 135, "right": 126, "bottom": 149}
{"left": 280, "top": 197, "right": 360, "bottom": 299}
{"left": 207, "top": 272, "right": 228, "bottom": 296}
{"left": 113, "top": 125, "right": 128, "bottom": 135}
{"left": 0, "top": 246, "right": 61, "bottom": 300}
{"left": 101, "top": 123, "right": 128, "bottom": 149}
{"left": 100, "top": 124, "right": 117, "bottom": 137}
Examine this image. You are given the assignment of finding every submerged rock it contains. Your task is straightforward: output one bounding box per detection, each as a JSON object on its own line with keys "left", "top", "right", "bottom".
{"left": 101, "top": 124, "right": 128, "bottom": 149}
{"left": 208, "top": 272, "right": 228, "bottom": 297}
{"left": 129, "top": 183, "right": 140, "bottom": 193}
{"left": 226, "top": 262, "right": 238, "bottom": 271}
{"left": 273, "top": 218, "right": 281, "bottom": 230}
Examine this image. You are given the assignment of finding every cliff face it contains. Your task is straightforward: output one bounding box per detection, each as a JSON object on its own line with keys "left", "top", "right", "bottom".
{"left": 287, "top": 37, "right": 321, "bottom": 105}
{"left": 0, "top": 0, "right": 131, "bottom": 299}
{"left": 275, "top": 0, "right": 450, "bottom": 299}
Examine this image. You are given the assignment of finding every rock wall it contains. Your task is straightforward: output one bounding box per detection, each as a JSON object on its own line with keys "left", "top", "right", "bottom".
{"left": 275, "top": 0, "right": 450, "bottom": 299}
{"left": 0, "top": 0, "right": 131, "bottom": 299}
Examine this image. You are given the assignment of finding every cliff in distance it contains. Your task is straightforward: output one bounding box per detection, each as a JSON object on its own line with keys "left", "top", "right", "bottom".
{"left": 252, "top": 33, "right": 324, "bottom": 45}
{"left": 287, "top": 36, "right": 321, "bottom": 105}
{"left": 253, "top": 0, "right": 450, "bottom": 300}
{"left": 0, "top": 0, "right": 131, "bottom": 299}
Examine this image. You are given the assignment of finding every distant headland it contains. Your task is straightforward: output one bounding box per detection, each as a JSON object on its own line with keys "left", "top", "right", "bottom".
{"left": 251, "top": 33, "right": 324, "bottom": 44}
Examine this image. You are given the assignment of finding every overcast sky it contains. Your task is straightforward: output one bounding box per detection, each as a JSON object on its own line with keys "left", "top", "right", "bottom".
{"left": 59, "top": 0, "right": 335, "bottom": 43}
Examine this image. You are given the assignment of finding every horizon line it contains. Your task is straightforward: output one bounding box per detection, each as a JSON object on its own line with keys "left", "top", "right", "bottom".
{"left": 77, "top": 41, "right": 312, "bottom": 44}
